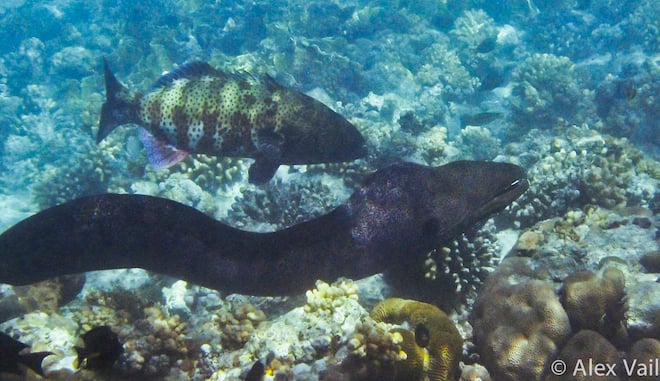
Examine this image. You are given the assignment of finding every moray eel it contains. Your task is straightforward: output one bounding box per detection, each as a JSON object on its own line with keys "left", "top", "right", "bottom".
{"left": 0, "top": 161, "right": 527, "bottom": 295}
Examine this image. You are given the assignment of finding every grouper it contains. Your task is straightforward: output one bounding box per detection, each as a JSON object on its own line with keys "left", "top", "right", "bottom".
{"left": 0, "top": 161, "right": 527, "bottom": 295}
{"left": 98, "top": 59, "right": 366, "bottom": 184}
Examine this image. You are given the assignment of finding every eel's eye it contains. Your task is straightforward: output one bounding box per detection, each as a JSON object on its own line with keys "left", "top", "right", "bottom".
{"left": 497, "top": 177, "right": 528, "bottom": 198}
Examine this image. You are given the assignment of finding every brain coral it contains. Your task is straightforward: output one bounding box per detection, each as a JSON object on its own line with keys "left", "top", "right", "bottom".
{"left": 560, "top": 267, "right": 627, "bottom": 345}
{"left": 471, "top": 257, "right": 572, "bottom": 381}
{"left": 628, "top": 338, "right": 660, "bottom": 381}
{"left": 545, "top": 329, "right": 622, "bottom": 381}
{"left": 371, "top": 298, "right": 463, "bottom": 381}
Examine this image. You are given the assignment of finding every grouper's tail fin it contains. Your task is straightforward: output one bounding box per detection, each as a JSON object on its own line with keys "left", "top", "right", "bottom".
{"left": 98, "top": 58, "right": 140, "bottom": 143}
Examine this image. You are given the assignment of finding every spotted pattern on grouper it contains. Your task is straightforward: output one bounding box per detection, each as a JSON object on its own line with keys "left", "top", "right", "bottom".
{"left": 98, "top": 59, "right": 366, "bottom": 184}
{"left": 0, "top": 161, "right": 528, "bottom": 296}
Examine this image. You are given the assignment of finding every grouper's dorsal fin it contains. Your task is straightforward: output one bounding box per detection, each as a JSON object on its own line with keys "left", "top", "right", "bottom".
{"left": 263, "top": 74, "right": 285, "bottom": 92}
{"left": 151, "top": 61, "right": 219, "bottom": 88}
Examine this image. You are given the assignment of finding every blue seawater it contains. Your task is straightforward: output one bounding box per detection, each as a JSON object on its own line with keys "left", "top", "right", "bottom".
{"left": 0, "top": 0, "right": 658, "bottom": 380}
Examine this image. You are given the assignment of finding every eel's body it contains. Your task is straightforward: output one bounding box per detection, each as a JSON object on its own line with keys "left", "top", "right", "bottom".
{"left": 0, "top": 161, "right": 527, "bottom": 295}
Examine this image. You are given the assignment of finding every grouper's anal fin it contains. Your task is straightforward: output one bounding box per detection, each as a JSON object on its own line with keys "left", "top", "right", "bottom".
{"left": 138, "top": 128, "right": 188, "bottom": 169}
{"left": 248, "top": 159, "right": 279, "bottom": 185}
{"left": 249, "top": 129, "right": 284, "bottom": 184}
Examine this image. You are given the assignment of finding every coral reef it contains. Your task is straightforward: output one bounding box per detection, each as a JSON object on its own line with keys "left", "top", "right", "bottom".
{"left": 227, "top": 173, "right": 346, "bottom": 230}
{"left": 127, "top": 155, "right": 245, "bottom": 218}
{"left": 370, "top": 298, "right": 463, "bottom": 381}
{"left": 215, "top": 301, "right": 266, "bottom": 351}
{"left": 118, "top": 306, "right": 190, "bottom": 378}
{"left": 341, "top": 318, "right": 407, "bottom": 380}
{"left": 456, "top": 125, "right": 501, "bottom": 160}
{"left": 628, "top": 338, "right": 660, "bottom": 381}
{"left": 304, "top": 279, "right": 359, "bottom": 315}
{"left": 509, "top": 54, "right": 591, "bottom": 131}
{"left": 625, "top": 280, "right": 660, "bottom": 341}
{"left": 507, "top": 126, "right": 659, "bottom": 227}
{"left": 449, "top": 10, "right": 498, "bottom": 53}
{"left": 201, "top": 279, "right": 369, "bottom": 379}
{"left": 478, "top": 206, "right": 660, "bottom": 380}
{"left": 31, "top": 146, "right": 109, "bottom": 209}
{"left": 0, "top": 0, "right": 659, "bottom": 380}
{"left": 559, "top": 267, "right": 627, "bottom": 345}
{"left": 595, "top": 57, "right": 660, "bottom": 146}
{"left": 419, "top": 40, "right": 480, "bottom": 100}
{"left": 471, "top": 257, "right": 572, "bottom": 381}
{"left": 460, "top": 363, "right": 491, "bottom": 381}
{"left": 545, "top": 329, "right": 622, "bottom": 381}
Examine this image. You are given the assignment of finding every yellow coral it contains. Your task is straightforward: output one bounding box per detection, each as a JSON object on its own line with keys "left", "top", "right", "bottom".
{"left": 215, "top": 301, "right": 266, "bottom": 350}
{"left": 304, "top": 279, "right": 359, "bottom": 313}
{"left": 371, "top": 298, "right": 463, "bottom": 381}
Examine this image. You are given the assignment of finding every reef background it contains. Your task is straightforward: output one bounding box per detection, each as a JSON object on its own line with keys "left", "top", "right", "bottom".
{"left": 0, "top": 0, "right": 658, "bottom": 380}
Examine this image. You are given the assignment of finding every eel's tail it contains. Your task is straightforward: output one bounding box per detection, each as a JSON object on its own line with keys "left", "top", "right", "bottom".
{"left": 97, "top": 58, "right": 140, "bottom": 143}
{"left": 19, "top": 351, "right": 54, "bottom": 376}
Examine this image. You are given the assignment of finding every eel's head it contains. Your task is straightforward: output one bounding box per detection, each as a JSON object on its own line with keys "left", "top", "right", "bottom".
{"left": 347, "top": 160, "right": 528, "bottom": 256}
{"left": 432, "top": 160, "right": 528, "bottom": 229}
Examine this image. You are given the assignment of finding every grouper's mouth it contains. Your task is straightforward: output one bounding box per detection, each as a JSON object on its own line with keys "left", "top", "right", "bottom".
{"left": 477, "top": 174, "right": 529, "bottom": 218}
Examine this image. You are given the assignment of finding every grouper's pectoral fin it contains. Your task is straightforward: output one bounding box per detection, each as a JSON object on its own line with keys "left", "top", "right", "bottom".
{"left": 249, "top": 129, "right": 284, "bottom": 184}
{"left": 138, "top": 128, "right": 188, "bottom": 169}
{"left": 248, "top": 159, "right": 279, "bottom": 185}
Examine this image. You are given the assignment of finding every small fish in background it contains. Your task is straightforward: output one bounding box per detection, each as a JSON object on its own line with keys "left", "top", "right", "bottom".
{"left": 459, "top": 111, "right": 503, "bottom": 127}
{"left": 0, "top": 332, "right": 53, "bottom": 377}
{"left": 74, "top": 326, "right": 123, "bottom": 370}
{"left": 244, "top": 360, "right": 265, "bottom": 381}
{"left": 475, "top": 36, "right": 498, "bottom": 54}
{"left": 98, "top": 59, "right": 367, "bottom": 184}
{"left": 615, "top": 78, "right": 637, "bottom": 102}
